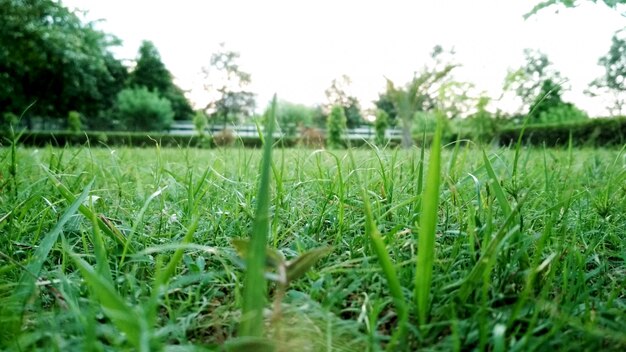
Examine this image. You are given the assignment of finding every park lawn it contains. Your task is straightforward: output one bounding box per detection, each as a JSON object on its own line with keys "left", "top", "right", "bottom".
{"left": 0, "top": 144, "right": 625, "bottom": 351}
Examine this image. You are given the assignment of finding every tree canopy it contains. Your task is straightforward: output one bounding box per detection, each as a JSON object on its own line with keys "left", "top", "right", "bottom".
{"left": 0, "top": 0, "right": 127, "bottom": 127}
{"left": 202, "top": 44, "right": 256, "bottom": 126}
{"left": 129, "top": 41, "right": 193, "bottom": 121}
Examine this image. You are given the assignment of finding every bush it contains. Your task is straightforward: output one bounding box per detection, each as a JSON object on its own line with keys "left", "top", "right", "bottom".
{"left": 274, "top": 101, "right": 314, "bottom": 137}
{"left": 535, "top": 103, "right": 588, "bottom": 124}
{"left": 193, "top": 111, "right": 208, "bottom": 135}
{"left": 115, "top": 87, "right": 174, "bottom": 131}
{"left": 499, "top": 116, "right": 626, "bottom": 147}
{"left": 327, "top": 105, "right": 346, "bottom": 148}
{"left": 299, "top": 127, "right": 325, "bottom": 148}
{"left": 67, "top": 111, "right": 82, "bottom": 132}
{"left": 374, "top": 109, "right": 389, "bottom": 146}
{"left": 213, "top": 129, "right": 235, "bottom": 147}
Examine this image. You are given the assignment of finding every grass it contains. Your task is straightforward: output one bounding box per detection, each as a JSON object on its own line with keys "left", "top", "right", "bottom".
{"left": 0, "top": 140, "right": 625, "bottom": 351}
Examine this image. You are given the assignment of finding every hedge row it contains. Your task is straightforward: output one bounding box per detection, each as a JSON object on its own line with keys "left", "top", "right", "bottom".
{"left": 497, "top": 117, "right": 626, "bottom": 147}
{"left": 0, "top": 130, "right": 294, "bottom": 148}
{"left": 3, "top": 117, "right": 625, "bottom": 149}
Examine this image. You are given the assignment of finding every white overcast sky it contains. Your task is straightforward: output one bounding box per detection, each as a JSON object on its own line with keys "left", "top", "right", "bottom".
{"left": 63, "top": 0, "right": 625, "bottom": 116}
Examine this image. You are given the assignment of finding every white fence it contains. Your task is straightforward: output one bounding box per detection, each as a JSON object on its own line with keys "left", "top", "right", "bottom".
{"left": 169, "top": 122, "right": 403, "bottom": 140}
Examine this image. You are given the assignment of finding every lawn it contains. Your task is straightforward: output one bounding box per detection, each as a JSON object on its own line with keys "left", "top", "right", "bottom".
{"left": 0, "top": 143, "right": 625, "bottom": 351}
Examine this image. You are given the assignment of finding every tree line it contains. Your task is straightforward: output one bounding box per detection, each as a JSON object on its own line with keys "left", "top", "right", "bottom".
{"left": 1, "top": 0, "right": 625, "bottom": 149}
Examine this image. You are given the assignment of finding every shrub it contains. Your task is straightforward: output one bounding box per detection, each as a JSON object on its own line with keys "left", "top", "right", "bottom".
{"left": 299, "top": 127, "right": 325, "bottom": 148}
{"left": 499, "top": 116, "right": 626, "bottom": 146}
{"left": 535, "top": 103, "right": 588, "bottom": 124}
{"left": 67, "top": 111, "right": 82, "bottom": 132}
{"left": 327, "top": 105, "right": 346, "bottom": 148}
{"left": 193, "top": 111, "right": 208, "bottom": 135}
{"left": 274, "top": 101, "right": 314, "bottom": 137}
{"left": 114, "top": 87, "right": 174, "bottom": 131}
{"left": 374, "top": 109, "right": 389, "bottom": 146}
{"left": 213, "top": 129, "right": 235, "bottom": 147}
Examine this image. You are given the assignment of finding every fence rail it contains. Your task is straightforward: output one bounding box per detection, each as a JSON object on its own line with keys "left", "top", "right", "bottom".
{"left": 169, "top": 122, "right": 403, "bottom": 140}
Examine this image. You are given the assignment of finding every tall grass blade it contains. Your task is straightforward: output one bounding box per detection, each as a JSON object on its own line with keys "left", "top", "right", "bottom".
{"left": 415, "top": 113, "right": 443, "bottom": 326}
{"left": 239, "top": 94, "right": 277, "bottom": 338}
{"left": 482, "top": 151, "right": 511, "bottom": 218}
{"left": 362, "top": 189, "right": 408, "bottom": 350}
{"left": 1, "top": 179, "right": 93, "bottom": 341}
{"left": 68, "top": 251, "right": 151, "bottom": 351}
{"left": 45, "top": 168, "right": 128, "bottom": 248}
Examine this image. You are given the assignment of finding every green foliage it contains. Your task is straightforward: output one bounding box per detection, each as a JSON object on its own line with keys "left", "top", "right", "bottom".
{"left": 588, "top": 29, "right": 626, "bottom": 116}
{"left": 504, "top": 49, "right": 565, "bottom": 113}
{"left": 462, "top": 96, "right": 499, "bottom": 143}
{"left": 415, "top": 114, "right": 443, "bottom": 326}
{"left": 529, "top": 79, "right": 588, "bottom": 124}
{"left": 413, "top": 111, "right": 439, "bottom": 134}
{"left": 272, "top": 100, "right": 314, "bottom": 137}
{"left": 374, "top": 109, "right": 389, "bottom": 146}
{"left": 500, "top": 116, "right": 626, "bottom": 146}
{"left": 193, "top": 110, "right": 208, "bottom": 135}
{"left": 0, "top": 0, "right": 127, "bottom": 125}
{"left": 325, "top": 75, "right": 364, "bottom": 128}
{"left": 374, "top": 92, "right": 398, "bottom": 126}
{"left": 2, "top": 145, "right": 626, "bottom": 349}
{"left": 203, "top": 44, "right": 256, "bottom": 126}
{"left": 239, "top": 96, "right": 276, "bottom": 339}
{"left": 326, "top": 105, "right": 347, "bottom": 148}
{"left": 67, "top": 111, "right": 82, "bottom": 132}
{"left": 129, "top": 41, "right": 193, "bottom": 121}
{"left": 114, "top": 87, "right": 174, "bottom": 131}
{"left": 385, "top": 46, "right": 458, "bottom": 148}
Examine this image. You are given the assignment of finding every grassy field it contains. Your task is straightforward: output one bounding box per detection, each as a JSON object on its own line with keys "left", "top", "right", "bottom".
{"left": 0, "top": 142, "right": 625, "bottom": 351}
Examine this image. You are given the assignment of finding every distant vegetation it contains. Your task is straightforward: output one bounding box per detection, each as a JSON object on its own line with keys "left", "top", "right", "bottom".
{"left": 1, "top": 0, "right": 626, "bottom": 148}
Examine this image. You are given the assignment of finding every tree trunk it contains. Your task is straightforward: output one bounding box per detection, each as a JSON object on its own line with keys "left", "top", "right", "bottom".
{"left": 401, "top": 116, "right": 413, "bottom": 148}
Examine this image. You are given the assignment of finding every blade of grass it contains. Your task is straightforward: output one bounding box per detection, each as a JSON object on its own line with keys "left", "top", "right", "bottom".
{"left": 44, "top": 168, "right": 128, "bottom": 248}
{"left": 482, "top": 150, "right": 511, "bottom": 218}
{"left": 1, "top": 179, "right": 93, "bottom": 340}
{"left": 67, "top": 250, "right": 151, "bottom": 351}
{"left": 362, "top": 189, "right": 408, "bottom": 350}
{"left": 239, "top": 94, "right": 277, "bottom": 338}
{"left": 415, "top": 112, "right": 443, "bottom": 326}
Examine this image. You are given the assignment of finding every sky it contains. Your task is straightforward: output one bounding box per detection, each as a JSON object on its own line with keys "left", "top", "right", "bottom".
{"left": 63, "top": 0, "right": 625, "bottom": 117}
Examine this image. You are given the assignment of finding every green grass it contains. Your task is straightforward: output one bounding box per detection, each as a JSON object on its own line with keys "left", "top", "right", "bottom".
{"left": 0, "top": 142, "right": 625, "bottom": 351}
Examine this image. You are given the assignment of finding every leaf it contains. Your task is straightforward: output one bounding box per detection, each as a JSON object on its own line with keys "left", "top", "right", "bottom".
{"left": 45, "top": 168, "right": 128, "bottom": 247}
{"left": 239, "top": 94, "right": 277, "bottom": 338}
{"left": 1, "top": 179, "right": 93, "bottom": 338}
{"left": 285, "top": 247, "right": 332, "bottom": 283}
{"left": 69, "top": 251, "right": 151, "bottom": 351}
{"left": 362, "top": 188, "right": 408, "bottom": 350}
{"left": 231, "top": 238, "right": 285, "bottom": 270}
{"left": 415, "top": 112, "right": 443, "bottom": 326}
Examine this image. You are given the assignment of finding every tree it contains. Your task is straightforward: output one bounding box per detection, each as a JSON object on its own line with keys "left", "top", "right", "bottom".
{"left": 202, "top": 44, "right": 255, "bottom": 127}
{"left": 0, "top": 0, "right": 127, "bottom": 127}
{"left": 374, "top": 92, "right": 398, "bottom": 126}
{"left": 374, "top": 109, "right": 389, "bottom": 146}
{"left": 587, "top": 30, "right": 626, "bottom": 116}
{"left": 529, "top": 79, "right": 588, "bottom": 123}
{"left": 385, "top": 46, "right": 458, "bottom": 148}
{"left": 327, "top": 105, "right": 347, "bottom": 148}
{"left": 114, "top": 87, "right": 174, "bottom": 131}
{"left": 503, "top": 49, "right": 566, "bottom": 114}
{"left": 325, "top": 75, "right": 364, "bottom": 128}
{"left": 271, "top": 100, "right": 315, "bottom": 137}
{"left": 129, "top": 41, "right": 193, "bottom": 121}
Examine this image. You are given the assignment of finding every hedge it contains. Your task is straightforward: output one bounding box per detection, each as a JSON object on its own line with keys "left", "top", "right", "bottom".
{"left": 497, "top": 117, "right": 626, "bottom": 147}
